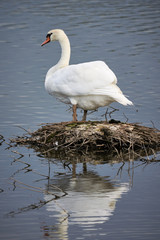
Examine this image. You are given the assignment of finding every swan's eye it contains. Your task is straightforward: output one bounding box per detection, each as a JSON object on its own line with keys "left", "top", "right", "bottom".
{"left": 46, "top": 33, "right": 52, "bottom": 39}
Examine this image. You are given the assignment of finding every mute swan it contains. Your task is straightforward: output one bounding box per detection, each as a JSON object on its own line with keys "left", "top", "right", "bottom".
{"left": 41, "top": 29, "right": 133, "bottom": 121}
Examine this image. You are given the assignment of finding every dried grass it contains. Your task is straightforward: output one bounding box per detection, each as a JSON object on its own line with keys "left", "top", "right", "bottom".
{"left": 11, "top": 121, "right": 160, "bottom": 161}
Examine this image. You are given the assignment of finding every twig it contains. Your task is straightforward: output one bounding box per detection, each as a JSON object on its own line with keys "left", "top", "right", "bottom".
{"left": 12, "top": 158, "right": 31, "bottom": 167}
{"left": 16, "top": 126, "right": 31, "bottom": 135}
{"left": 7, "top": 197, "right": 56, "bottom": 217}
{"left": 101, "top": 108, "right": 108, "bottom": 121}
{"left": 11, "top": 150, "right": 24, "bottom": 158}
{"left": 101, "top": 106, "right": 119, "bottom": 121}
{"left": 108, "top": 106, "right": 119, "bottom": 118}
{"left": 7, "top": 178, "right": 69, "bottom": 218}
{"left": 150, "top": 120, "right": 159, "bottom": 131}
{"left": 0, "top": 134, "right": 5, "bottom": 145}
{"left": 10, "top": 177, "right": 67, "bottom": 197}
{"left": 116, "top": 161, "right": 125, "bottom": 177}
{"left": 87, "top": 109, "right": 98, "bottom": 115}
{"left": 123, "top": 113, "right": 129, "bottom": 123}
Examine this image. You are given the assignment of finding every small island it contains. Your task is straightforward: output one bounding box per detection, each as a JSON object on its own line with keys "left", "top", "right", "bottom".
{"left": 11, "top": 120, "right": 160, "bottom": 162}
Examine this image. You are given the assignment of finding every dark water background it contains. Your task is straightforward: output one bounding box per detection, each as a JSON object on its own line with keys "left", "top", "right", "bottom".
{"left": 0, "top": 0, "right": 160, "bottom": 239}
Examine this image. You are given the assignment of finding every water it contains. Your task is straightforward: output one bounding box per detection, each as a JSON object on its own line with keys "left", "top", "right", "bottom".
{"left": 0, "top": 0, "right": 160, "bottom": 239}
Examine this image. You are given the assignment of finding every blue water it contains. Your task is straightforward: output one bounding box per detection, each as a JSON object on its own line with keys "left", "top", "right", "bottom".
{"left": 0, "top": 0, "right": 160, "bottom": 239}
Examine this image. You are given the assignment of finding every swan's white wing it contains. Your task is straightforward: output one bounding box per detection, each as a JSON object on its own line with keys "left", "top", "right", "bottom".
{"left": 45, "top": 61, "right": 117, "bottom": 97}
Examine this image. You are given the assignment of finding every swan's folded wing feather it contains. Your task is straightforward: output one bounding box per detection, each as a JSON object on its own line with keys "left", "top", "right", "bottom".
{"left": 45, "top": 61, "right": 118, "bottom": 96}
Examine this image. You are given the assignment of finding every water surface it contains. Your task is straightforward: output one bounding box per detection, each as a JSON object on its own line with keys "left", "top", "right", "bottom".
{"left": 0, "top": 0, "right": 160, "bottom": 239}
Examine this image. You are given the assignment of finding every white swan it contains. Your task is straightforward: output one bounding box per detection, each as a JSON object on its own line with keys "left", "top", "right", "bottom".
{"left": 41, "top": 29, "right": 133, "bottom": 121}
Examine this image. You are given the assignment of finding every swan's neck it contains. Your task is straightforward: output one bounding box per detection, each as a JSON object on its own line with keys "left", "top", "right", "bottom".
{"left": 57, "top": 34, "right": 71, "bottom": 68}
{"left": 47, "top": 33, "right": 71, "bottom": 78}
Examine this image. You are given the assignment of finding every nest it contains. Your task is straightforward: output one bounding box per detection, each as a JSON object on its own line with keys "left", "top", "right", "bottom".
{"left": 11, "top": 120, "right": 160, "bottom": 161}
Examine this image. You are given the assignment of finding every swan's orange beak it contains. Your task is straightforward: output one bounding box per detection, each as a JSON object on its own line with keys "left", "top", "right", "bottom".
{"left": 41, "top": 36, "right": 50, "bottom": 46}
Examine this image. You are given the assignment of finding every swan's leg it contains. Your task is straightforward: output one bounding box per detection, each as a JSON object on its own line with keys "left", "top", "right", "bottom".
{"left": 72, "top": 104, "right": 78, "bottom": 121}
{"left": 82, "top": 110, "right": 87, "bottom": 121}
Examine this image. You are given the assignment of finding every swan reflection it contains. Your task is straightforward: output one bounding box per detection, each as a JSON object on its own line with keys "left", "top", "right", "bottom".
{"left": 43, "top": 163, "right": 130, "bottom": 239}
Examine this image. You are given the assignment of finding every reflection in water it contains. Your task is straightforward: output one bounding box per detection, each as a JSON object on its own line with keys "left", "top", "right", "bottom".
{"left": 43, "top": 163, "right": 129, "bottom": 239}
{"left": 1, "top": 0, "right": 160, "bottom": 239}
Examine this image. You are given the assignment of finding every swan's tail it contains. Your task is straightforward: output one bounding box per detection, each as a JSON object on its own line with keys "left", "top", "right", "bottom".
{"left": 116, "top": 94, "right": 133, "bottom": 106}
{"left": 93, "top": 85, "right": 133, "bottom": 106}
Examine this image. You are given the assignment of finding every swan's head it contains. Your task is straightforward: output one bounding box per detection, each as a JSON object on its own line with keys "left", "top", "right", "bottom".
{"left": 41, "top": 29, "right": 66, "bottom": 46}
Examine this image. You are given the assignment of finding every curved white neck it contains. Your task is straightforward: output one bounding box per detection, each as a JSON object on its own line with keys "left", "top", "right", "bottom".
{"left": 57, "top": 34, "right": 71, "bottom": 68}
{"left": 47, "top": 33, "right": 71, "bottom": 78}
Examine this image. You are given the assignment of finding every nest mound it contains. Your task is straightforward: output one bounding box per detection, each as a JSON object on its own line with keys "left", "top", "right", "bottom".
{"left": 12, "top": 120, "right": 160, "bottom": 160}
